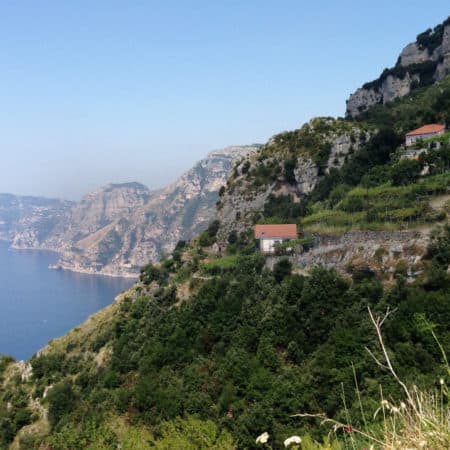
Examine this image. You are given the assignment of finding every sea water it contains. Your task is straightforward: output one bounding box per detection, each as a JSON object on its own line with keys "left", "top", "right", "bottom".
{"left": 0, "top": 241, "right": 134, "bottom": 360}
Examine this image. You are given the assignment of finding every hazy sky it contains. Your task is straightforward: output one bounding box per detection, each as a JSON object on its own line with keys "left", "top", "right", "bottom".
{"left": 1, "top": 1, "right": 449, "bottom": 200}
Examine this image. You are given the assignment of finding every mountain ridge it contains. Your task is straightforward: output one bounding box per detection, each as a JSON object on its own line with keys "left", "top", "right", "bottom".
{"left": 0, "top": 145, "right": 260, "bottom": 277}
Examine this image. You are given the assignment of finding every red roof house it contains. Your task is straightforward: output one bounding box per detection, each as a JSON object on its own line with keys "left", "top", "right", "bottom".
{"left": 254, "top": 224, "right": 297, "bottom": 253}
{"left": 405, "top": 124, "right": 446, "bottom": 146}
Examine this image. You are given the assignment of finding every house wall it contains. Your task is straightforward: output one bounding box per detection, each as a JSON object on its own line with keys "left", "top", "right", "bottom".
{"left": 260, "top": 238, "right": 283, "bottom": 253}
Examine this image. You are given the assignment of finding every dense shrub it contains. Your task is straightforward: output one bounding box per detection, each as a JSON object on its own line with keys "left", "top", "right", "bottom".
{"left": 47, "top": 381, "right": 76, "bottom": 428}
{"left": 391, "top": 159, "right": 422, "bottom": 186}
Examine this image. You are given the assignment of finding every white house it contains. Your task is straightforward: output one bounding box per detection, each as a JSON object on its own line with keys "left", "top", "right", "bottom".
{"left": 254, "top": 224, "right": 297, "bottom": 254}
{"left": 405, "top": 124, "right": 446, "bottom": 147}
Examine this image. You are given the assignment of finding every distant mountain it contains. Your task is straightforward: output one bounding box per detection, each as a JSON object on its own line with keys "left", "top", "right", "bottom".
{"left": 346, "top": 16, "right": 450, "bottom": 117}
{"left": 3, "top": 145, "right": 259, "bottom": 277}
{"left": 0, "top": 194, "right": 73, "bottom": 245}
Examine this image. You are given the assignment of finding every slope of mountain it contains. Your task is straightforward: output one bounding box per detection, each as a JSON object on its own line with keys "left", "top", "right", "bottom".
{"left": 217, "top": 117, "right": 374, "bottom": 236}
{"left": 7, "top": 145, "right": 260, "bottom": 277}
{"left": 51, "top": 145, "right": 259, "bottom": 277}
{"left": 346, "top": 16, "right": 450, "bottom": 116}
{"left": 11, "top": 182, "right": 153, "bottom": 250}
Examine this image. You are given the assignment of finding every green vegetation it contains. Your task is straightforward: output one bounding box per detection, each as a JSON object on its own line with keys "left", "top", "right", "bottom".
{"left": 1, "top": 226, "right": 448, "bottom": 448}
{"left": 357, "top": 74, "right": 450, "bottom": 131}
{"left": 416, "top": 16, "right": 450, "bottom": 53}
{"left": 301, "top": 173, "right": 449, "bottom": 232}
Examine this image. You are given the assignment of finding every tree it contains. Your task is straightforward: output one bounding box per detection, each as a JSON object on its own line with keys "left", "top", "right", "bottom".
{"left": 391, "top": 159, "right": 422, "bottom": 186}
{"left": 273, "top": 258, "right": 292, "bottom": 283}
{"left": 47, "top": 381, "right": 76, "bottom": 428}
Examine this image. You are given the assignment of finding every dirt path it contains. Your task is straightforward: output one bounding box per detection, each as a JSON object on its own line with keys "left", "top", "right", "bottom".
{"left": 429, "top": 194, "right": 450, "bottom": 210}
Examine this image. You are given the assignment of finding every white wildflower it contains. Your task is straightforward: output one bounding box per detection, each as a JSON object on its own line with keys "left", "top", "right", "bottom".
{"left": 381, "top": 399, "right": 389, "bottom": 406}
{"left": 284, "top": 435, "right": 302, "bottom": 447}
{"left": 440, "top": 378, "right": 444, "bottom": 385}
{"left": 400, "top": 402, "right": 407, "bottom": 410}
{"left": 256, "top": 432, "right": 270, "bottom": 444}
{"left": 391, "top": 406, "right": 400, "bottom": 414}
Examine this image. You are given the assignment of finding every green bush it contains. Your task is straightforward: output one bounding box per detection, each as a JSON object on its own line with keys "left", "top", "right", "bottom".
{"left": 273, "top": 258, "right": 292, "bottom": 283}
{"left": 392, "top": 159, "right": 422, "bottom": 186}
{"left": 47, "top": 381, "right": 76, "bottom": 428}
{"left": 139, "top": 263, "right": 165, "bottom": 285}
{"left": 14, "top": 408, "right": 32, "bottom": 430}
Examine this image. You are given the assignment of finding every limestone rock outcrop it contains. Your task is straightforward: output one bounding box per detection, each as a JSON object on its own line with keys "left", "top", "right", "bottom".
{"left": 217, "top": 118, "right": 372, "bottom": 236}
{"left": 346, "top": 18, "right": 450, "bottom": 116}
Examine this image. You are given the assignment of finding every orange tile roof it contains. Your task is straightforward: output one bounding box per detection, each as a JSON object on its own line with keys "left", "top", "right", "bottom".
{"left": 405, "top": 124, "right": 445, "bottom": 136}
{"left": 254, "top": 224, "right": 297, "bottom": 239}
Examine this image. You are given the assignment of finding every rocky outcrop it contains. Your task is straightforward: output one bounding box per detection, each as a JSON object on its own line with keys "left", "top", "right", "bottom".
{"left": 4, "top": 145, "right": 259, "bottom": 277}
{"left": 398, "top": 42, "right": 430, "bottom": 67}
{"left": 346, "top": 17, "right": 450, "bottom": 117}
{"left": 345, "top": 88, "right": 383, "bottom": 118}
{"left": 293, "top": 230, "right": 428, "bottom": 281}
{"left": 264, "top": 230, "right": 429, "bottom": 282}
{"left": 294, "top": 158, "right": 319, "bottom": 195}
{"left": 217, "top": 119, "right": 372, "bottom": 235}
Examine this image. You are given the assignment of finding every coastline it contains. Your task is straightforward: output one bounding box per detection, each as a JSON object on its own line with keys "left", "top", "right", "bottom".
{"left": 48, "top": 262, "right": 139, "bottom": 280}
{"left": 7, "top": 241, "right": 139, "bottom": 280}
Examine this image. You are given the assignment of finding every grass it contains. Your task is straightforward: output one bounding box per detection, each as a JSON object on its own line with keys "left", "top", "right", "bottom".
{"left": 292, "top": 309, "right": 450, "bottom": 449}
{"left": 301, "top": 173, "right": 450, "bottom": 233}
{"left": 201, "top": 255, "right": 241, "bottom": 271}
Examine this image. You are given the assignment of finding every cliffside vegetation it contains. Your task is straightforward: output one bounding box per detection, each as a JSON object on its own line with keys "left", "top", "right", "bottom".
{"left": 0, "top": 220, "right": 448, "bottom": 448}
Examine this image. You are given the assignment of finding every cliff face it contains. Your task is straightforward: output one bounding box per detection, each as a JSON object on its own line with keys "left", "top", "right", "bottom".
{"left": 6, "top": 145, "right": 259, "bottom": 277}
{"left": 217, "top": 118, "right": 372, "bottom": 236}
{"left": 12, "top": 183, "right": 152, "bottom": 252}
{"left": 346, "top": 17, "right": 450, "bottom": 116}
{"left": 53, "top": 145, "right": 259, "bottom": 277}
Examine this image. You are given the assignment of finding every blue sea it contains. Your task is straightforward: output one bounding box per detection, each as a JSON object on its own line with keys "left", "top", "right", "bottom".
{"left": 0, "top": 241, "right": 134, "bottom": 360}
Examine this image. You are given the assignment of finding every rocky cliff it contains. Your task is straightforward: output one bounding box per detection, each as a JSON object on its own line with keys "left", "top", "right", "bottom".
{"left": 346, "top": 16, "right": 450, "bottom": 117}
{"left": 217, "top": 118, "right": 372, "bottom": 236}
{"left": 5, "top": 145, "right": 259, "bottom": 277}
{"left": 52, "top": 145, "right": 259, "bottom": 277}
{"left": 11, "top": 182, "right": 152, "bottom": 251}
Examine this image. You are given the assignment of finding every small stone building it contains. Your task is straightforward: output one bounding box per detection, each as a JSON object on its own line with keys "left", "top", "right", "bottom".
{"left": 254, "top": 224, "right": 298, "bottom": 254}
{"left": 405, "top": 124, "right": 446, "bottom": 146}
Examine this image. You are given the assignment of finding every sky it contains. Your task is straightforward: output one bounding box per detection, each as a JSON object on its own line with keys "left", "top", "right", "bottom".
{"left": 0, "top": 1, "right": 449, "bottom": 200}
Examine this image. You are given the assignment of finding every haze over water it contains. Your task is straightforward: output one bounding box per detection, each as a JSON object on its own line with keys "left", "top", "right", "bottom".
{"left": 0, "top": 242, "right": 133, "bottom": 360}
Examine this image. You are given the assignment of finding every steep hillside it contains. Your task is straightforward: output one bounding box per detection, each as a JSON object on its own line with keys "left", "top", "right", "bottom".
{"left": 346, "top": 16, "right": 450, "bottom": 116}
{"left": 217, "top": 75, "right": 450, "bottom": 281}
{"left": 1, "top": 220, "right": 448, "bottom": 449}
{"left": 1, "top": 73, "right": 449, "bottom": 450}
{"left": 217, "top": 118, "right": 373, "bottom": 235}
